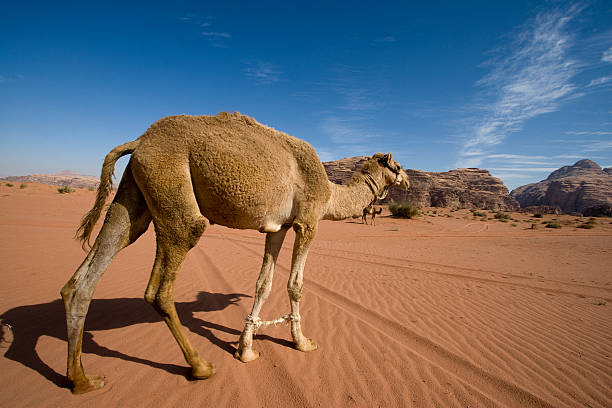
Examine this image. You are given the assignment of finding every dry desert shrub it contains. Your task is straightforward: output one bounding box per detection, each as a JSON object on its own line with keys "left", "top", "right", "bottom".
{"left": 389, "top": 201, "right": 420, "bottom": 218}
{"left": 57, "top": 185, "right": 75, "bottom": 194}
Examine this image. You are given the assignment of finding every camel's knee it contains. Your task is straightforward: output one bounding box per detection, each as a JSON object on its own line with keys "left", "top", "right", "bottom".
{"left": 144, "top": 289, "right": 156, "bottom": 305}
{"left": 287, "top": 282, "right": 303, "bottom": 302}
{"left": 150, "top": 292, "right": 175, "bottom": 316}
{"left": 60, "top": 279, "right": 76, "bottom": 303}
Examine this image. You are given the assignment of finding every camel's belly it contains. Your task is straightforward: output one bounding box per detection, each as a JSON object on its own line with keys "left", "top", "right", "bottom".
{"left": 197, "top": 189, "right": 295, "bottom": 233}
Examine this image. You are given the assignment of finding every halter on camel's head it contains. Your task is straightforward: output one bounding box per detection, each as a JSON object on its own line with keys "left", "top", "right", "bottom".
{"left": 363, "top": 153, "right": 410, "bottom": 202}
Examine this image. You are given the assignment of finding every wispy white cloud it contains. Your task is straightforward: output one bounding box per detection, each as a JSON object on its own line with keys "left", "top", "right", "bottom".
{"left": 583, "top": 141, "right": 612, "bottom": 151}
{"left": 0, "top": 74, "right": 23, "bottom": 84}
{"left": 179, "top": 14, "right": 228, "bottom": 47}
{"left": 322, "top": 116, "right": 377, "bottom": 145}
{"left": 489, "top": 167, "right": 558, "bottom": 172}
{"left": 202, "top": 31, "right": 231, "bottom": 38}
{"left": 484, "top": 153, "right": 547, "bottom": 160}
{"left": 317, "top": 64, "right": 391, "bottom": 157}
{"left": 490, "top": 173, "right": 540, "bottom": 180}
{"left": 554, "top": 154, "right": 587, "bottom": 159}
{"left": 244, "top": 62, "right": 283, "bottom": 84}
{"left": 587, "top": 76, "right": 612, "bottom": 87}
{"left": 337, "top": 87, "right": 383, "bottom": 111}
{"left": 565, "top": 130, "right": 612, "bottom": 135}
{"left": 603, "top": 47, "right": 612, "bottom": 63}
{"left": 482, "top": 153, "right": 553, "bottom": 166}
{"left": 457, "top": 5, "right": 583, "bottom": 167}
{"left": 314, "top": 149, "right": 337, "bottom": 162}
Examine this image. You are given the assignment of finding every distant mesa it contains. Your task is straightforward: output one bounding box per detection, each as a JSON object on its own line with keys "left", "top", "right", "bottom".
{"left": 4, "top": 171, "right": 101, "bottom": 190}
{"left": 323, "top": 156, "right": 519, "bottom": 211}
{"left": 511, "top": 159, "right": 612, "bottom": 216}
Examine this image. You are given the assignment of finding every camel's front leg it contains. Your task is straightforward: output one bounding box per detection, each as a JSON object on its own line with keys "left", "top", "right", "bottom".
{"left": 235, "top": 227, "right": 289, "bottom": 362}
{"left": 287, "top": 222, "right": 318, "bottom": 352}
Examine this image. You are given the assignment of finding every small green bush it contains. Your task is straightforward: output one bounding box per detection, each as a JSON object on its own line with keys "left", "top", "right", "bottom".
{"left": 472, "top": 211, "right": 486, "bottom": 217}
{"left": 577, "top": 223, "right": 594, "bottom": 229}
{"left": 577, "top": 218, "right": 597, "bottom": 229}
{"left": 19, "top": 183, "right": 27, "bottom": 189}
{"left": 494, "top": 211, "right": 511, "bottom": 220}
{"left": 533, "top": 213, "right": 543, "bottom": 218}
{"left": 57, "top": 185, "right": 75, "bottom": 194}
{"left": 545, "top": 221, "right": 562, "bottom": 229}
{"left": 389, "top": 201, "right": 420, "bottom": 218}
{"left": 5, "top": 182, "right": 14, "bottom": 187}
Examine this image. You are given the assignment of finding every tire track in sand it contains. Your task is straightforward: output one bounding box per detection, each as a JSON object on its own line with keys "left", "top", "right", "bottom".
{"left": 207, "top": 234, "right": 612, "bottom": 301}
{"left": 225, "top": 238, "right": 559, "bottom": 408}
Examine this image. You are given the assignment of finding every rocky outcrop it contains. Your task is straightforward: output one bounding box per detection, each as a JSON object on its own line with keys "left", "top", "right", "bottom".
{"left": 519, "top": 205, "right": 562, "bottom": 215}
{"left": 4, "top": 170, "right": 100, "bottom": 189}
{"left": 511, "top": 159, "right": 612, "bottom": 215}
{"left": 390, "top": 168, "right": 519, "bottom": 211}
{"left": 324, "top": 156, "right": 369, "bottom": 184}
{"left": 323, "top": 157, "right": 519, "bottom": 211}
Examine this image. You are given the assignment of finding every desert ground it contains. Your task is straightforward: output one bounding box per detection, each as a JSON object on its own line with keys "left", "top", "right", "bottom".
{"left": 1, "top": 182, "right": 610, "bottom": 407}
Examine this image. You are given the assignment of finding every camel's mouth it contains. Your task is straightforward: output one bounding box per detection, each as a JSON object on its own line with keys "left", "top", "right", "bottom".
{"left": 395, "top": 173, "right": 410, "bottom": 190}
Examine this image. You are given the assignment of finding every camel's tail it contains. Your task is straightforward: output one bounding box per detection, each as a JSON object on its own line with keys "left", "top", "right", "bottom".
{"left": 76, "top": 140, "right": 140, "bottom": 251}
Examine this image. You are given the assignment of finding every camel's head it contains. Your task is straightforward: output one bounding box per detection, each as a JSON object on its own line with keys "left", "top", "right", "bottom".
{"left": 373, "top": 152, "right": 410, "bottom": 190}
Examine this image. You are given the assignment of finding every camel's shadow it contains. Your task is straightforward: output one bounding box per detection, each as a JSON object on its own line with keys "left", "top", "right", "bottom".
{"left": 0, "top": 291, "right": 293, "bottom": 389}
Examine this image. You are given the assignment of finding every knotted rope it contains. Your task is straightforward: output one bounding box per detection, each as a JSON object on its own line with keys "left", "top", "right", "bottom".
{"left": 245, "top": 313, "right": 300, "bottom": 332}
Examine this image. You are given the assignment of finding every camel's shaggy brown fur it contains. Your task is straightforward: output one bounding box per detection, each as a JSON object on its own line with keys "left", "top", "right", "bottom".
{"left": 61, "top": 112, "right": 409, "bottom": 394}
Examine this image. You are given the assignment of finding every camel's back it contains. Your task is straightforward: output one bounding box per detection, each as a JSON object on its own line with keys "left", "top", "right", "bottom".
{"left": 133, "top": 112, "right": 330, "bottom": 229}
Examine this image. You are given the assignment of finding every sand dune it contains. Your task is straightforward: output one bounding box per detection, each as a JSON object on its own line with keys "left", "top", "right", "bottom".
{"left": 1, "top": 183, "right": 611, "bottom": 407}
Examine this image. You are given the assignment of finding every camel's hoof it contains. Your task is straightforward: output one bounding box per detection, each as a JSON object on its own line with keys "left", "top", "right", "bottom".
{"left": 234, "top": 347, "right": 260, "bottom": 363}
{"left": 71, "top": 374, "right": 106, "bottom": 394}
{"left": 295, "top": 338, "right": 318, "bottom": 352}
{"left": 192, "top": 361, "right": 215, "bottom": 379}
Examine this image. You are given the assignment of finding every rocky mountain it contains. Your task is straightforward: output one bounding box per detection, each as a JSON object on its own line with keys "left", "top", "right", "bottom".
{"left": 511, "top": 159, "right": 612, "bottom": 215}
{"left": 323, "top": 157, "right": 519, "bottom": 211}
{"left": 4, "top": 170, "right": 100, "bottom": 189}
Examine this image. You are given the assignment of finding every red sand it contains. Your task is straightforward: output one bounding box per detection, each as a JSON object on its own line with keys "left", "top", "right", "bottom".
{"left": 1, "top": 182, "right": 611, "bottom": 407}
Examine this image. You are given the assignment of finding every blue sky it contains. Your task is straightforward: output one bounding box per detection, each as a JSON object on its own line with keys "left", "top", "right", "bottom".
{"left": 1, "top": 1, "right": 611, "bottom": 190}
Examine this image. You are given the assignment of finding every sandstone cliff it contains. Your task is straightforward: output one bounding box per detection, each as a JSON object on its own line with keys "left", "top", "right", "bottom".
{"left": 511, "top": 159, "right": 612, "bottom": 215}
{"left": 323, "top": 157, "right": 519, "bottom": 211}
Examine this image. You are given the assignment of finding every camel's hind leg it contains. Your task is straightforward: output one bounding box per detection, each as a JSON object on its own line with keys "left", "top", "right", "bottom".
{"left": 235, "top": 226, "right": 289, "bottom": 362}
{"left": 144, "top": 230, "right": 214, "bottom": 379}
{"left": 135, "top": 165, "right": 213, "bottom": 379}
{"left": 61, "top": 164, "right": 151, "bottom": 394}
{"left": 287, "top": 222, "right": 318, "bottom": 352}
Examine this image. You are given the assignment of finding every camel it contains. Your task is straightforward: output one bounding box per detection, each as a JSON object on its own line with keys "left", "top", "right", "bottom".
{"left": 362, "top": 205, "right": 383, "bottom": 225}
{"left": 61, "top": 112, "right": 410, "bottom": 394}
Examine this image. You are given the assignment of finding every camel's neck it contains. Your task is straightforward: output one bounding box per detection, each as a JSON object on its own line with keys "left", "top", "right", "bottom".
{"left": 322, "top": 179, "right": 380, "bottom": 221}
